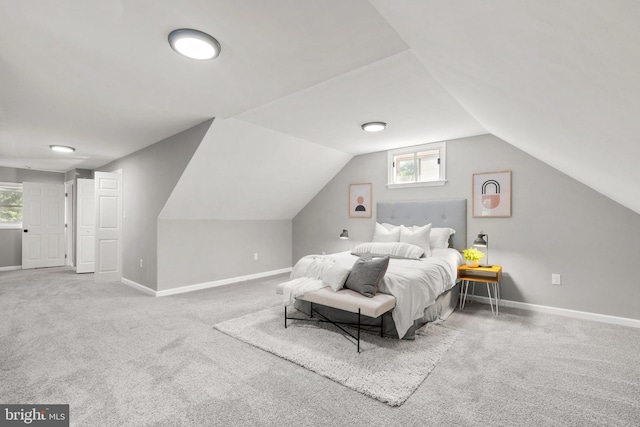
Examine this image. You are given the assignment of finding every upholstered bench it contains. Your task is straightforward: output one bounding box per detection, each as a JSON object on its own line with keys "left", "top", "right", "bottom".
{"left": 277, "top": 284, "right": 396, "bottom": 353}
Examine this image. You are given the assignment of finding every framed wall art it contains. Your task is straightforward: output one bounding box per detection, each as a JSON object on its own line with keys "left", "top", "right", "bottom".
{"left": 349, "top": 183, "right": 372, "bottom": 218}
{"left": 473, "top": 171, "right": 511, "bottom": 218}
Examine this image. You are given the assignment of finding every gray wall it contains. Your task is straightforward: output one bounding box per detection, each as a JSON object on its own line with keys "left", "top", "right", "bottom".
{"left": 96, "top": 119, "right": 211, "bottom": 290}
{"left": 293, "top": 134, "right": 640, "bottom": 320}
{"left": 0, "top": 167, "right": 65, "bottom": 268}
{"left": 157, "top": 219, "right": 292, "bottom": 291}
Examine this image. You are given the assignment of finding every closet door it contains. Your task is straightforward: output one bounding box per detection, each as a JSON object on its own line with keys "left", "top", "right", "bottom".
{"left": 76, "top": 178, "right": 95, "bottom": 273}
{"left": 94, "top": 172, "right": 122, "bottom": 283}
{"left": 22, "top": 182, "right": 65, "bottom": 269}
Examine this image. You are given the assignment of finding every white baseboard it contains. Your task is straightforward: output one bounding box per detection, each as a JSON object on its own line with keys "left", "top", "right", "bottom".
{"left": 121, "top": 277, "right": 156, "bottom": 296}
{"left": 156, "top": 268, "right": 293, "bottom": 297}
{"left": 121, "top": 268, "right": 292, "bottom": 297}
{"left": 471, "top": 295, "right": 640, "bottom": 329}
{"left": 0, "top": 265, "right": 21, "bottom": 272}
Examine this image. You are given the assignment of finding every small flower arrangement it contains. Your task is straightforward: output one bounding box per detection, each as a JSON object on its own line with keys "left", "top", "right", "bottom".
{"left": 463, "top": 247, "right": 486, "bottom": 261}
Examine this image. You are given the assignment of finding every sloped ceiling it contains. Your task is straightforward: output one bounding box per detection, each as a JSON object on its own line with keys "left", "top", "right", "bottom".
{"left": 370, "top": 0, "right": 640, "bottom": 214}
{"left": 159, "top": 118, "right": 351, "bottom": 220}
{"left": 1, "top": 1, "right": 639, "bottom": 215}
{"left": 237, "top": 50, "right": 485, "bottom": 155}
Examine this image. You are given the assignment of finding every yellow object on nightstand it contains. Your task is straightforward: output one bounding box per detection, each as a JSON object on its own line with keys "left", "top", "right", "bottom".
{"left": 458, "top": 265, "right": 503, "bottom": 315}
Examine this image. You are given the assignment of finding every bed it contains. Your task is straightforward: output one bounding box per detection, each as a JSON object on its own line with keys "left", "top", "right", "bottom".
{"left": 287, "top": 198, "right": 466, "bottom": 339}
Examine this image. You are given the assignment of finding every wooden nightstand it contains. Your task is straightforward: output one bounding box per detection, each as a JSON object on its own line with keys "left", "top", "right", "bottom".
{"left": 458, "top": 265, "right": 503, "bottom": 315}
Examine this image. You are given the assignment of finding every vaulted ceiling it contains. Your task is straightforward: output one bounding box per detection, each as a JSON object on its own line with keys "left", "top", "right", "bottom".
{"left": 1, "top": 1, "right": 639, "bottom": 214}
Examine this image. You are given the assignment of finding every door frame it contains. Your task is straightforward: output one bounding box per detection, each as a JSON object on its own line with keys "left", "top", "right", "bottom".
{"left": 65, "top": 179, "right": 74, "bottom": 268}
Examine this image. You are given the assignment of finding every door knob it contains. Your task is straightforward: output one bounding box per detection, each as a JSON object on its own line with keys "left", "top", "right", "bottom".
{"left": 23, "top": 229, "right": 28, "bottom": 233}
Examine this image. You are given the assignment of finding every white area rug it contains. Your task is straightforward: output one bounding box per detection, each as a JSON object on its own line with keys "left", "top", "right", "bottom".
{"left": 213, "top": 306, "right": 460, "bottom": 406}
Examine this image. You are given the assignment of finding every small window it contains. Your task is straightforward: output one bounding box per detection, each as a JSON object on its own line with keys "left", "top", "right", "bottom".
{"left": 0, "top": 183, "right": 23, "bottom": 228}
{"left": 387, "top": 142, "right": 446, "bottom": 188}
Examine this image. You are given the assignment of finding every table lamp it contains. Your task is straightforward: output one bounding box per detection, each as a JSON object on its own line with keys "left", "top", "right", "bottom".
{"left": 473, "top": 232, "right": 490, "bottom": 267}
{"left": 339, "top": 229, "right": 349, "bottom": 251}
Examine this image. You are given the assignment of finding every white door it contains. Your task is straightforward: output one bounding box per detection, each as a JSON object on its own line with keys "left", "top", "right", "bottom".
{"left": 76, "top": 178, "right": 95, "bottom": 273}
{"left": 22, "top": 182, "right": 66, "bottom": 269}
{"left": 94, "top": 172, "right": 122, "bottom": 283}
{"left": 65, "top": 180, "right": 74, "bottom": 267}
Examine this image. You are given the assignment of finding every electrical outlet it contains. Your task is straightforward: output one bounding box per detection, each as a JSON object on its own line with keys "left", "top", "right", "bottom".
{"left": 140, "top": 259, "right": 143, "bottom": 268}
{"left": 253, "top": 253, "right": 259, "bottom": 261}
{"left": 551, "top": 274, "right": 561, "bottom": 285}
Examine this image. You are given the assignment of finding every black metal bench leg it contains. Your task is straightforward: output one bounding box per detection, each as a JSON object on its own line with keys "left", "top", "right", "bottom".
{"left": 284, "top": 300, "right": 392, "bottom": 353}
{"left": 357, "top": 309, "right": 361, "bottom": 353}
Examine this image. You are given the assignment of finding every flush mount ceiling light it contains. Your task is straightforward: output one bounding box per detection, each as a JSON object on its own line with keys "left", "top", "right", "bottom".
{"left": 168, "top": 28, "right": 221, "bottom": 60}
{"left": 49, "top": 145, "right": 75, "bottom": 153}
{"left": 361, "top": 122, "right": 387, "bottom": 132}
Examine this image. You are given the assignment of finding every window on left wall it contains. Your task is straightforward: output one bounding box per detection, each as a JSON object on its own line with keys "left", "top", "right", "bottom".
{"left": 0, "top": 183, "right": 23, "bottom": 228}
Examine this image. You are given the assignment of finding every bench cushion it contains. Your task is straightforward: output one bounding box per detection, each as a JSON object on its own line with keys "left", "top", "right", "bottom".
{"left": 300, "top": 287, "right": 396, "bottom": 318}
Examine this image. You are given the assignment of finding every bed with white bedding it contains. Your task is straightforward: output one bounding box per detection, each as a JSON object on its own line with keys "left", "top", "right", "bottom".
{"left": 287, "top": 199, "right": 467, "bottom": 339}
{"left": 293, "top": 249, "right": 462, "bottom": 338}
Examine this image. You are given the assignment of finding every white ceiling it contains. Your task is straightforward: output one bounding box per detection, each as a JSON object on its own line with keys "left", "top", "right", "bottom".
{"left": 237, "top": 50, "right": 485, "bottom": 155}
{"left": 1, "top": 1, "right": 639, "bottom": 214}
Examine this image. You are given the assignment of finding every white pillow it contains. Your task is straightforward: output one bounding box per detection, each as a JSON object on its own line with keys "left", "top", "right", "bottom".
{"left": 429, "top": 227, "right": 456, "bottom": 249}
{"left": 380, "top": 223, "right": 399, "bottom": 231}
{"left": 322, "top": 261, "right": 351, "bottom": 291}
{"left": 372, "top": 222, "right": 400, "bottom": 243}
{"left": 400, "top": 224, "right": 432, "bottom": 257}
{"left": 351, "top": 242, "right": 425, "bottom": 260}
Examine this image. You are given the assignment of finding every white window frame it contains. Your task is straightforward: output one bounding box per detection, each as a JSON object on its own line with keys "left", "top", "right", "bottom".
{"left": 0, "top": 182, "right": 23, "bottom": 229}
{"left": 387, "top": 141, "right": 447, "bottom": 189}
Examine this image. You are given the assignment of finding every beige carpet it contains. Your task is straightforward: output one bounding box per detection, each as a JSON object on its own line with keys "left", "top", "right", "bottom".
{"left": 214, "top": 306, "right": 460, "bottom": 406}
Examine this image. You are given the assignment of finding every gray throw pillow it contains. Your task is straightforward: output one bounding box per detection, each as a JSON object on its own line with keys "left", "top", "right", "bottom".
{"left": 345, "top": 254, "right": 390, "bottom": 298}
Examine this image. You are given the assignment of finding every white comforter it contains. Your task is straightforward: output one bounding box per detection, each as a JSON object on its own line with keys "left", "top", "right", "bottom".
{"left": 293, "top": 249, "right": 463, "bottom": 339}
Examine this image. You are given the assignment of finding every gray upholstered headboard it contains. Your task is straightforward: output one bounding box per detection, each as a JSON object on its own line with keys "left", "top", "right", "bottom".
{"left": 376, "top": 199, "right": 467, "bottom": 251}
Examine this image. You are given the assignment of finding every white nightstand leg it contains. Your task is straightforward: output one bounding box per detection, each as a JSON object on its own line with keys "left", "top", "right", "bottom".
{"left": 466, "top": 280, "right": 471, "bottom": 308}
{"left": 459, "top": 280, "right": 468, "bottom": 310}
{"left": 466, "top": 280, "right": 474, "bottom": 309}
{"left": 486, "top": 283, "right": 496, "bottom": 315}
{"left": 463, "top": 280, "right": 466, "bottom": 309}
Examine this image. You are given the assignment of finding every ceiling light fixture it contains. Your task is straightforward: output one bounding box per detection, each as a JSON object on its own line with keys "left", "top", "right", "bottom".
{"left": 361, "top": 122, "right": 387, "bottom": 132}
{"left": 49, "top": 145, "right": 76, "bottom": 153}
{"left": 168, "top": 28, "right": 221, "bottom": 60}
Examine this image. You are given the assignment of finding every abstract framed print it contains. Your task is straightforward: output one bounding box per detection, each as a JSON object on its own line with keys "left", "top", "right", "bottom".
{"left": 349, "top": 183, "right": 372, "bottom": 218}
{"left": 473, "top": 171, "right": 511, "bottom": 217}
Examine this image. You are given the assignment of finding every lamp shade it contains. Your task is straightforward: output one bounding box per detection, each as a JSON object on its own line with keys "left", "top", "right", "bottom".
{"left": 473, "top": 232, "right": 488, "bottom": 247}
{"left": 339, "top": 229, "right": 349, "bottom": 239}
